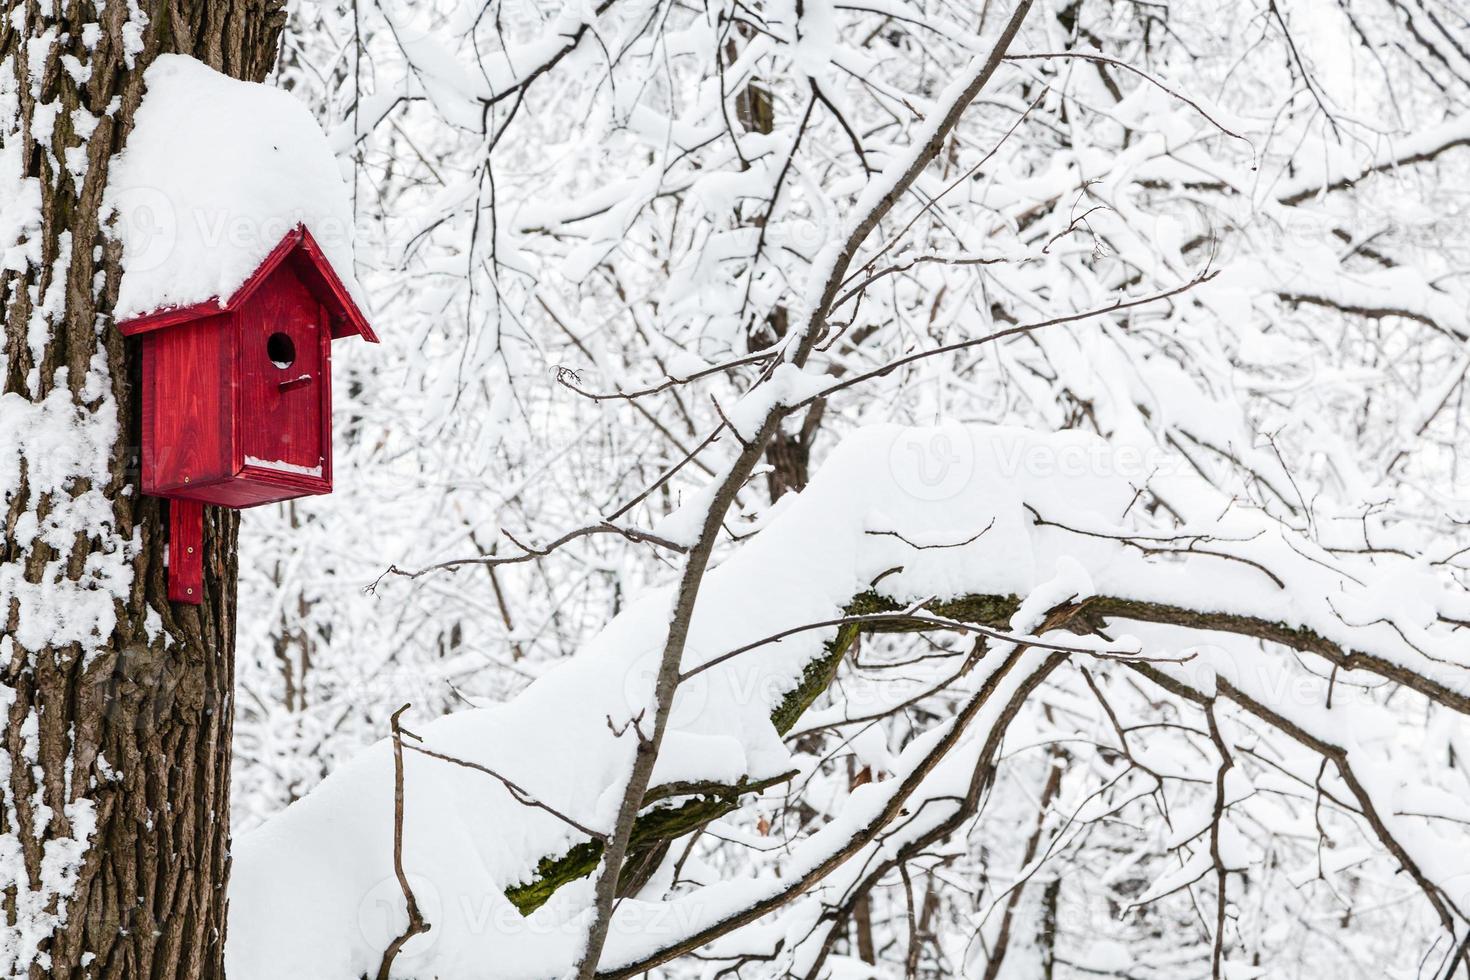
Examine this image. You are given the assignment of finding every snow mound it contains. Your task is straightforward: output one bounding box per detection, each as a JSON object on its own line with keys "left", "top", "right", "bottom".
{"left": 227, "top": 424, "right": 1121, "bottom": 979}
{"left": 225, "top": 423, "right": 1470, "bottom": 979}
{"left": 106, "top": 55, "right": 364, "bottom": 321}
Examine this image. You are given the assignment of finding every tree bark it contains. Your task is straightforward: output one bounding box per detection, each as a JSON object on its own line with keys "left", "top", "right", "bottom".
{"left": 0, "top": 2, "right": 284, "bottom": 976}
{"left": 731, "top": 51, "right": 817, "bottom": 501}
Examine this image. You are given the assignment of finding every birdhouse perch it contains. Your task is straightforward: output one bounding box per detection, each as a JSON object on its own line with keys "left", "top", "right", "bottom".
{"left": 119, "top": 224, "right": 377, "bottom": 603}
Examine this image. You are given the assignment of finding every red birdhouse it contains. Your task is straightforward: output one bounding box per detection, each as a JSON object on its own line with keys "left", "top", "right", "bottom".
{"left": 119, "top": 224, "right": 377, "bottom": 603}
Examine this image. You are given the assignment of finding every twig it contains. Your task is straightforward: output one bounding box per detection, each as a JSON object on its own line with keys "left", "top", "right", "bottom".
{"left": 678, "top": 604, "right": 1167, "bottom": 684}
{"left": 1023, "top": 503, "right": 1286, "bottom": 589}
{"left": 831, "top": 252, "right": 1017, "bottom": 311}
{"left": 1204, "top": 705, "right": 1234, "bottom": 979}
{"left": 833, "top": 89, "right": 1048, "bottom": 297}
{"left": 403, "top": 743, "right": 607, "bottom": 841}
{"left": 376, "top": 705, "right": 431, "bottom": 980}
{"left": 369, "top": 522, "right": 688, "bottom": 592}
{"left": 1004, "top": 50, "right": 1254, "bottom": 148}
{"left": 797, "top": 272, "right": 1218, "bottom": 407}
{"left": 900, "top": 862, "right": 920, "bottom": 980}
{"left": 554, "top": 348, "right": 774, "bottom": 402}
{"left": 865, "top": 519, "right": 995, "bottom": 550}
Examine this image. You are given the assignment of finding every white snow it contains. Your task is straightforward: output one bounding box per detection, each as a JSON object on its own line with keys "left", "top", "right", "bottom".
{"left": 106, "top": 55, "right": 365, "bottom": 321}
{"left": 226, "top": 422, "right": 1470, "bottom": 979}
{"left": 245, "top": 455, "right": 324, "bottom": 478}
{"left": 0, "top": 377, "right": 132, "bottom": 654}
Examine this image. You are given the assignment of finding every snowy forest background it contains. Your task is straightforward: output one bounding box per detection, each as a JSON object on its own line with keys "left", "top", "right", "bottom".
{"left": 241, "top": 0, "right": 1470, "bottom": 976}
{"left": 5, "top": 0, "right": 1470, "bottom": 977}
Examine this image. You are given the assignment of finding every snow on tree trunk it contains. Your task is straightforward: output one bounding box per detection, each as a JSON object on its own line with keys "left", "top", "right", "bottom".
{"left": 0, "top": 3, "right": 283, "bottom": 976}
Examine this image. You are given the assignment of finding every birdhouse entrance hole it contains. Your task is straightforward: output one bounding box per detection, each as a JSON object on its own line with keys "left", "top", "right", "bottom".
{"left": 267, "top": 332, "right": 296, "bottom": 368}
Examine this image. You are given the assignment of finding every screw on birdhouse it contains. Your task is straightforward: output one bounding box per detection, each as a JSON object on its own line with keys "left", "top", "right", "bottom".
{"left": 184, "top": 476, "right": 190, "bottom": 483}
{"left": 187, "top": 546, "right": 195, "bottom": 555}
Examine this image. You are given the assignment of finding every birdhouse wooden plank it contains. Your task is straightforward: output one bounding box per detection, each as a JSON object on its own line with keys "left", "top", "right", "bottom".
{"left": 119, "top": 223, "right": 376, "bottom": 603}
{"left": 169, "top": 499, "right": 204, "bottom": 603}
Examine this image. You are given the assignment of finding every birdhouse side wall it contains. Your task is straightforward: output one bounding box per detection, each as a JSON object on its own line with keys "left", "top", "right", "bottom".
{"left": 234, "top": 265, "right": 331, "bottom": 482}
{"left": 142, "top": 313, "right": 233, "bottom": 496}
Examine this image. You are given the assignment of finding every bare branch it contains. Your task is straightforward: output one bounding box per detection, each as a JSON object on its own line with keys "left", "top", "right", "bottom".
{"left": 376, "top": 705, "right": 431, "bottom": 980}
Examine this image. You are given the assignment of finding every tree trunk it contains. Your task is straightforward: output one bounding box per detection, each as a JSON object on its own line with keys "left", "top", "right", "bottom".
{"left": 730, "top": 52, "right": 818, "bottom": 501}
{"left": 0, "top": 2, "right": 284, "bottom": 976}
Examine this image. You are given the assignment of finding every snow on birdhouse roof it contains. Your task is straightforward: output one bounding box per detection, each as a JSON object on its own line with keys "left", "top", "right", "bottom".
{"left": 114, "top": 224, "right": 377, "bottom": 342}
{"left": 107, "top": 55, "right": 369, "bottom": 326}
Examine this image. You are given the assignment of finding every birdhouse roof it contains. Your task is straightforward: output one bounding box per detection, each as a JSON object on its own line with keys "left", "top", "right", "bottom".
{"left": 107, "top": 55, "right": 373, "bottom": 340}
{"left": 117, "top": 224, "right": 377, "bottom": 342}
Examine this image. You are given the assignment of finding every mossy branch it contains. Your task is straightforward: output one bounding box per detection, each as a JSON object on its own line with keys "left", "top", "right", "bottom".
{"left": 504, "top": 770, "right": 797, "bottom": 914}
{"left": 504, "top": 587, "right": 1444, "bottom": 914}
{"left": 504, "top": 591, "right": 1021, "bottom": 914}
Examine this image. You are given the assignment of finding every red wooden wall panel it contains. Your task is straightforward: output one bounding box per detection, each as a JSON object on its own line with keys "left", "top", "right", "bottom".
{"left": 235, "top": 266, "right": 327, "bottom": 479}
{"left": 146, "top": 313, "right": 231, "bottom": 494}
{"left": 319, "top": 303, "right": 333, "bottom": 490}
